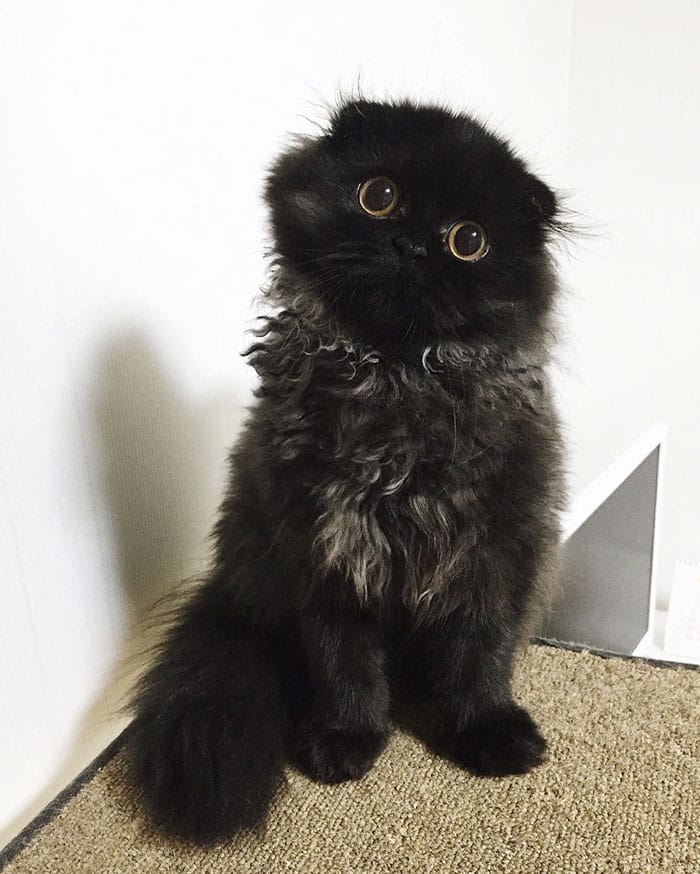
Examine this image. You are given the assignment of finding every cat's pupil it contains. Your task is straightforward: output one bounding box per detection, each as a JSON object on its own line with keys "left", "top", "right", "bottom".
{"left": 453, "top": 224, "right": 482, "bottom": 256}
{"left": 359, "top": 176, "right": 399, "bottom": 216}
{"left": 447, "top": 220, "right": 489, "bottom": 261}
{"left": 365, "top": 179, "right": 393, "bottom": 211}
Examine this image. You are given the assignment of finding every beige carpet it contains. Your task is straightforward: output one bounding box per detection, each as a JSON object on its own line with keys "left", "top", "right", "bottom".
{"left": 3, "top": 645, "right": 699, "bottom": 873}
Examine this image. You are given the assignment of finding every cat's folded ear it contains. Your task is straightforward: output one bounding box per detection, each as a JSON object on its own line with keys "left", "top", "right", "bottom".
{"left": 526, "top": 173, "right": 558, "bottom": 225}
{"left": 265, "top": 138, "right": 323, "bottom": 208}
{"left": 264, "top": 137, "right": 335, "bottom": 256}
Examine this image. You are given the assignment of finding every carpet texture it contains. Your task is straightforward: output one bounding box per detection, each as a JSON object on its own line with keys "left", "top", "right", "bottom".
{"left": 3, "top": 645, "right": 699, "bottom": 873}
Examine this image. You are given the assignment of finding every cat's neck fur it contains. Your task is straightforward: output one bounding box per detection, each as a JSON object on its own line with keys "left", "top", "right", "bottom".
{"left": 247, "top": 270, "right": 550, "bottom": 396}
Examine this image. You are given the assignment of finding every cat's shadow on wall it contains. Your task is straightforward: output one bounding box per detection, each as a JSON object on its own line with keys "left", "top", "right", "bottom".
{"left": 95, "top": 329, "right": 247, "bottom": 622}
{"left": 2, "top": 329, "right": 248, "bottom": 848}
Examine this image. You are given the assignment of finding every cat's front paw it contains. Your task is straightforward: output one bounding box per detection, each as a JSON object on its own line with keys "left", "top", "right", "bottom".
{"left": 450, "top": 705, "right": 547, "bottom": 777}
{"left": 292, "top": 727, "right": 387, "bottom": 784}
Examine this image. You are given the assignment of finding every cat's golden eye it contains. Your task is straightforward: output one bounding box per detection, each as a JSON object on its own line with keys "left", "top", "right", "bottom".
{"left": 446, "top": 220, "right": 489, "bottom": 262}
{"left": 358, "top": 177, "right": 400, "bottom": 218}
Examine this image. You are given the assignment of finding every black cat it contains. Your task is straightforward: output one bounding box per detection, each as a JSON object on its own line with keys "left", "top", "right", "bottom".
{"left": 129, "top": 98, "right": 566, "bottom": 844}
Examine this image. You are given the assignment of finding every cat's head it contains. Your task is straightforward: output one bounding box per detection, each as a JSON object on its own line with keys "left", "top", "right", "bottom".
{"left": 265, "top": 99, "right": 560, "bottom": 355}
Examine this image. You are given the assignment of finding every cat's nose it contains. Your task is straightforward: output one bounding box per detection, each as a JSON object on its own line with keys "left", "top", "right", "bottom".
{"left": 392, "top": 237, "right": 428, "bottom": 261}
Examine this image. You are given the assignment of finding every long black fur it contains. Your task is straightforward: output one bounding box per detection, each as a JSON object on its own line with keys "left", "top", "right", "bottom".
{"left": 128, "top": 98, "right": 566, "bottom": 844}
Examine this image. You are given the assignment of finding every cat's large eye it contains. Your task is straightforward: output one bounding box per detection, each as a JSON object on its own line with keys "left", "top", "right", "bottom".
{"left": 357, "top": 177, "right": 400, "bottom": 218}
{"left": 446, "top": 220, "right": 489, "bottom": 262}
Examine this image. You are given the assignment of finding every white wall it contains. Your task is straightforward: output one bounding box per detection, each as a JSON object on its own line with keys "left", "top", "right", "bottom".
{"left": 3, "top": 0, "right": 697, "bottom": 847}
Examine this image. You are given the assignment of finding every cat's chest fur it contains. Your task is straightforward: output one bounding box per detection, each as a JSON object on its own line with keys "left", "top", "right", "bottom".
{"left": 251, "top": 315, "right": 541, "bottom": 609}
{"left": 308, "top": 353, "right": 516, "bottom": 608}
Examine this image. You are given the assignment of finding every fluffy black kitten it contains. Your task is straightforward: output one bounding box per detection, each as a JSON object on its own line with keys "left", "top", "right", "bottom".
{"left": 129, "top": 99, "right": 565, "bottom": 845}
